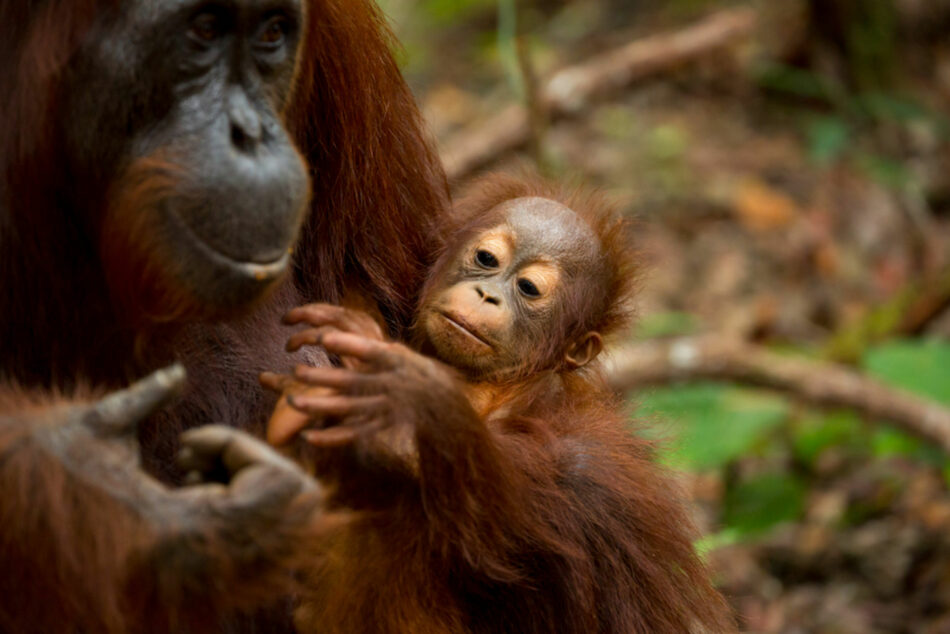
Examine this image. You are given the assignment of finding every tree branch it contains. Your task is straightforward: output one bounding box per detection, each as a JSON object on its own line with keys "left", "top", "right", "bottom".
{"left": 441, "top": 7, "right": 758, "bottom": 181}
{"left": 604, "top": 336, "right": 950, "bottom": 453}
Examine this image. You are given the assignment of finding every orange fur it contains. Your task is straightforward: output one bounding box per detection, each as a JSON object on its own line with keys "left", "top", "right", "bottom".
{"left": 288, "top": 0, "right": 449, "bottom": 334}
{"left": 293, "top": 174, "right": 734, "bottom": 633}
{"left": 295, "top": 378, "right": 735, "bottom": 633}
{"left": 0, "top": 388, "right": 150, "bottom": 633}
{"left": 0, "top": 1, "right": 448, "bottom": 631}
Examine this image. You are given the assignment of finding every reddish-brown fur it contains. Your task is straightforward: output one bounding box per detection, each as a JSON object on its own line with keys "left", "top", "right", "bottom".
{"left": 0, "top": 1, "right": 447, "bottom": 631}
{"left": 289, "top": 175, "right": 735, "bottom": 633}
{"left": 0, "top": 386, "right": 325, "bottom": 633}
{"left": 0, "top": 389, "right": 147, "bottom": 634}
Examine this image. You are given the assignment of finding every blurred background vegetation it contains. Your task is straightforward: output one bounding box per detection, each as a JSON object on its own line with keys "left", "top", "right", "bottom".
{"left": 377, "top": 0, "right": 950, "bottom": 631}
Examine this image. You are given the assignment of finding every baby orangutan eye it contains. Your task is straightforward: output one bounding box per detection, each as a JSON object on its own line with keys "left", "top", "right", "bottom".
{"left": 475, "top": 249, "right": 499, "bottom": 269}
{"left": 517, "top": 278, "right": 540, "bottom": 298}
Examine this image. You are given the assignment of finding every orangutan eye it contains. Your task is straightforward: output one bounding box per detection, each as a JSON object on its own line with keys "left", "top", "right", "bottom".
{"left": 475, "top": 249, "right": 499, "bottom": 269}
{"left": 517, "top": 278, "right": 540, "bottom": 298}
{"left": 256, "top": 15, "right": 289, "bottom": 48}
{"left": 188, "top": 12, "right": 223, "bottom": 44}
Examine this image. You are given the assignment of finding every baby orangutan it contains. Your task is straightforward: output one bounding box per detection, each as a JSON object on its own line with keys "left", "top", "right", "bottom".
{"left": 262, "top": 174, "right": 734, "bottom": 633}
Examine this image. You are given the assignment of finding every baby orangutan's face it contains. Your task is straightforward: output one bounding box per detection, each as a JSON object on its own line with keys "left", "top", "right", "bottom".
{"left": 419, "top": 197, "right": 603, "bottom": 379}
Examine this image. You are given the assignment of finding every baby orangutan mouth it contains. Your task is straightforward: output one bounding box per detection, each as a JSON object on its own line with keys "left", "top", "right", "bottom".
{"left": 439, "top": 311, "right": 493, "bottom": 348}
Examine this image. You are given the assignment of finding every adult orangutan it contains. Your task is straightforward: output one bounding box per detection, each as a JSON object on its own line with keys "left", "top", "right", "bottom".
{"left": 262, "top": 175, "right": 736, "bottom": 633}
{"left": 0, "top": 0, "right": 447, "bottom": 632}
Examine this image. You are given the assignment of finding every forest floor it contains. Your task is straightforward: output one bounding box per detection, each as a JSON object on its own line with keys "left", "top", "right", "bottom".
{"left": 385, "top": 0, "right": 950, "bottom": 631}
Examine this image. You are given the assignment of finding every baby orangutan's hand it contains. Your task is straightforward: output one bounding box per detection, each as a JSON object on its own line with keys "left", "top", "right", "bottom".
{"left": 283, "top": 303, "right": 386, "bottom": 371}
{"left": 261, "top": 371, "right": 374, "bottom": 449}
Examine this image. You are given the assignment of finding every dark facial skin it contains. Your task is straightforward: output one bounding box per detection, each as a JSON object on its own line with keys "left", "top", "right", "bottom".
{"left": 419, "top": 197, "right": 603, "bottom": 379}
{"left": 62, "top": 0, "right": 310, "bottom": 310}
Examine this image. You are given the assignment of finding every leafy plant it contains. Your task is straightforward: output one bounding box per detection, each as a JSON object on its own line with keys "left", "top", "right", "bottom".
{"left": 792, "top": 410, "right": 863, "bottom": 465}
{"left": 635, "top": 311, "right": 700, "bottom": 340}
{"left": 864, "top": 339, "right": 950, "bottom": 405}
{"left": 637, "top": 383, "right": 788, "bottom": 471}
{"left": 723, "top": 472, "right": 807, "bottom": 535}
{"left": 757, "top": 61, "right": 944, "bottom": 191}
{"left": 807, "top": 117, "right": 851, "bottom": 165}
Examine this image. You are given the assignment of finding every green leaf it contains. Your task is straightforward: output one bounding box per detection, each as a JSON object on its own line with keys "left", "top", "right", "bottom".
{"left": 855, "top": 153, "right": 912, "bottom": 190}
{"left": 756, "top": 63, "right": 834, "bottom": 102}
{"left": 792, "top": 410, "right": 863, "bottom": 465}
{"left": 647, "top": 124, "right": 689, "bottom": 162}
{"left": 858, "top": 92, "right": 929, "bottom": 123}
{"left": 636, "top": 312, "right": 699, "bottom": 339}
{"left": 637, "top": 383, "right": 788, "bottom": 470}
{"left": 871, "top": 426, "right": 925, "bottom": 458}
{"left": 807, "top": 117, "right": 851, "bottom": 166}
{"left": 420, "top": 0, "right": 496, "bottom": 24}
{"left": 723, "top": 472, "right": 806, "bottom": 535}
{"left": 694, "top": 529, "right": 741, "bottom": 560}
{"left": 864, "top": 339, "right": 950, "bottom": 405}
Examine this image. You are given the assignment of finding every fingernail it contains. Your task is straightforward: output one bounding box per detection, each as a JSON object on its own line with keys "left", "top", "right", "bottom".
{"left": 287, "top": 394, "right": 310, "bottom": 411}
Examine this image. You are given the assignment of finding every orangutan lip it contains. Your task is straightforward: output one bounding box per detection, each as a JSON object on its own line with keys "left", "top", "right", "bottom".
{"left": 167, "top": 207, "right": 290, "bottom": 281}
{"left": 439, "top": 311, "right": 492, "bottom": 348}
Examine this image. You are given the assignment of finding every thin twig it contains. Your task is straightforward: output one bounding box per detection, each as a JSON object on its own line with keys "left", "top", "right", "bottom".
{"left": 516, "top": 33, "right": 547, "bottom": 168}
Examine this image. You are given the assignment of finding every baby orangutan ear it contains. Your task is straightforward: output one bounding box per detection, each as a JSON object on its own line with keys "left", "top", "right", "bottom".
{"left": 563, "top": 332, "right": 603, "bottom": 370}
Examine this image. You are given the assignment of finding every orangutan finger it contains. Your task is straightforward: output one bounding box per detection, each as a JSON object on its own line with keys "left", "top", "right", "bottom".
{"left": 284, "top": 303, "right": 345, "bottom": 326}
{"left": 317, "top": 331, "right": 396, "bottom": 369}
{"left": 300, "top": 417, "right": 386, "bottom": 448}
{"left": 266, "top": 404, "right": 316, "bottom": 446}
{"left": 179, "top": 425, "right": 292, "bottom": 476}
{"left": 301, "top": 426, "right": 359, "bottom": 448}
{"left": 285, "top": 326, "right": 341, "bottom": 353}
{"left": 292, "top": 365, "right": 377, "bottom": 391}
{"left": 286, "top": 393, "right": 387, "bottom": 418}
{"left": 259, "top": 371, "right": 294, "bottom": 394}
{"left": 284, "top": 304, "right": 382, "bottom": 339}
{"left": 89, "top": 364, "right": 186, "bottom": 438}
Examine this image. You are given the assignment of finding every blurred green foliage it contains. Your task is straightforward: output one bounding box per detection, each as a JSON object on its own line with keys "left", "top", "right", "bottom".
{"left": 635, "top": 311, "right": 699, "bottom": 339}
{"left": 864, "top": 339, "right": 950, "bottom": 405}
{"left": 836, "top": 0, "right": 897, "bottom": 90}
{"left": 638, "top": 339, "right": 950, "bottom": 537}
{"left": 376, "top": 0, "right": 501, "bottom": 82}
{"left": 638, "top": 384, "right": 788, "bottom": 471}
{"left": 759, "top": 63, "right": 946, "bottom": 192}
{"left": 724, "top": 472, "right": 807, "bottom": 535}
{"left": 385, "top": 0, "right": 496, "bottom": 25}
{"left": 792, "top": 410, "right": 864, "bottom": 465}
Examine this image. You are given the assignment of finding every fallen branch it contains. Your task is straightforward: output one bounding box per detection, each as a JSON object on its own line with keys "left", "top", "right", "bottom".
{"left": 604, "top": 336, "right": 950, "bottom": 453}
{"left": 441, "top": 7, "right": 758, "bottom": 181}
